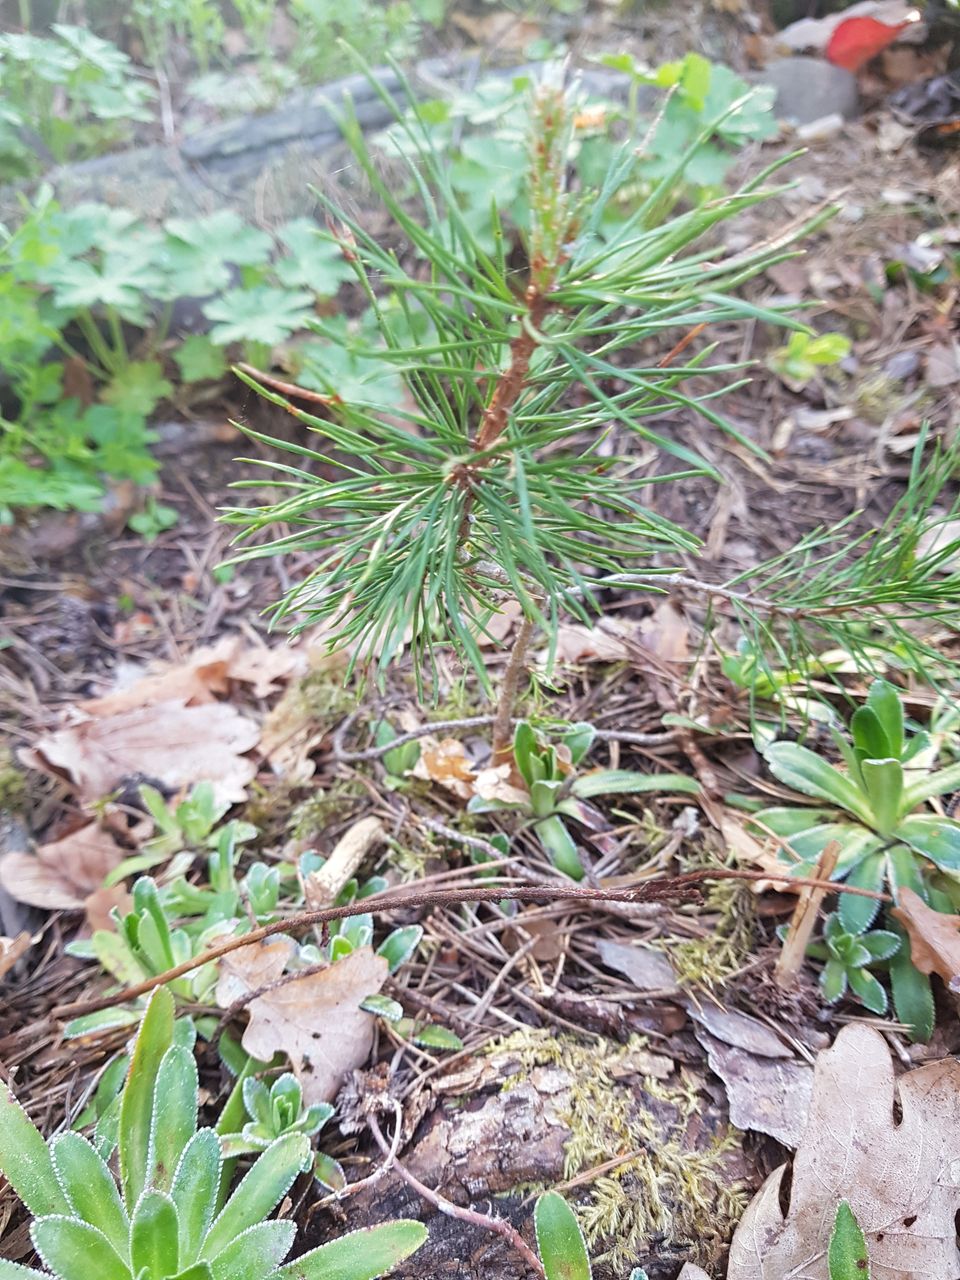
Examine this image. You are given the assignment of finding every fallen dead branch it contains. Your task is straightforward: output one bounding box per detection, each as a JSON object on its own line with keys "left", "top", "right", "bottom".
{"left": 52, "top": 869, "right": 892, "bottom": 1022}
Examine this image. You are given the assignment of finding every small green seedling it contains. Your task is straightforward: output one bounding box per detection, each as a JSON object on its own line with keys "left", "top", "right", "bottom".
{"left": 138, "top": 781, "right": 257, "bottom": 864}
{"left": 755, "top": 678, "right": 960, "bottom": 1040}
{"left": 768, "top": 330, "right": 851, "bottom": 389}
{"left": 828, "top": 1201, "right": 871, "bottom": 1279}
{"left": 0, "top": 987, "right": 428, "bottom": 1280}
{"left": 803, "top": 913, "right": 900, "bottom": 1014}
{"left": 220, "top": 1073, "right": 333, "bottom": 1158}
{"left": 534, "top": 1191, "right": 592, "bottom": 1280}
{"left": 468, "top": 720, "right": 699, "bottom": 879}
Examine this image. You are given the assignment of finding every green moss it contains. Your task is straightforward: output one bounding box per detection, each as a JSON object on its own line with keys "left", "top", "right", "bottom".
{"left": 658, "top": 875, "right": 756, "bottom": 991}
{"left": 0, "top": 746, "right": 25, "bottom": 812}
{"left": 490, "top": 1030, "right": 748, "bottom": 1271}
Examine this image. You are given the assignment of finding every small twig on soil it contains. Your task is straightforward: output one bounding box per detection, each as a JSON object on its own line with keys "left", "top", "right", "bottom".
{"left": 235, "top": 362, "right": 340, "bottom": 407}
{"left": 368, "top": 1103, "right": 546, "bottom": 1279}
{"left": 52, "top": 871, "right": 892, "bottom": 1022}
{"left": 333, "top": 712, "right": 677, "bottom": 764}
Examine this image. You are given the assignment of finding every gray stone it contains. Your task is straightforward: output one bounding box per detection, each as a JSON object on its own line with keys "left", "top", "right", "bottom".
{"left": 759, "top": 56, "right": 859, "bottom": 125}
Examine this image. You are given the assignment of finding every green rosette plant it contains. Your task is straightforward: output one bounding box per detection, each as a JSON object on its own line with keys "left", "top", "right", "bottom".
{"left": 0, "top": 987, "right": 427, "bottom": 1280}
{"left": 755, "top": 678, "right": 960, "bottom": 1039}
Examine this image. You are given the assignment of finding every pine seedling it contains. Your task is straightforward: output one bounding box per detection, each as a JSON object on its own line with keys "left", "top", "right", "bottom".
{"left": 223, "top": 60, "right": 833, "bottom": 753}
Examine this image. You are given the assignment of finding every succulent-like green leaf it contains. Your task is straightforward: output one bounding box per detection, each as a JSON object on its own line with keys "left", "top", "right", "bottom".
{"left": 886, "top": 845, "right": 927, "bottom": 903}
{"left": 846, "top": 966, "right": 888, "bottom": 1015}
{"left": 820, "top": 958, "right": 848, "bottom": 1004}
{"left": 828, "top": 1201, "right": 871, "bottom": 1280}
{"left": 889, "top": 920, "right": 935, "bottom": 1043}
{"left": 150, "top": 1045, "right": 199, "bottom": 1191}
{"left": 837, "top": 847, "right": 885, "bottom": 934}
{"left": 276, "top": 1221, "right": 428, "bottom": 1280}
{"left": 749, "top": 806, "right": 837, "bottom": 838}
{"left": 534, "top": 1191, "right": 592, "bottom": 1280}
{"left": 376, "top": 926, "right": 422, "bottom": 974}
{"left": 764, "top": 743, "right": 873, "bottom": 824}
{"left": 0, "top": 1261, "right": 49, "bottom": 1279}
{"left": 859, "top": 930, "right": 900, "bottom": 962}
{"left": 120, "top": 986, "right": 175, "bottom": 1209}
{"left": 31, "top": 1217, "right": 129, "bottom": 1280}
{"left": 412, "top": 1025, "right": 464, "bottom": 1051}
{"left": 0, "top": 1085, "right": 70, "bottom": 1219}
{"left": 895, "top": 815, "right": 960, "bottom": 872}
{"left": 901, "top": 759, "right": 960, "bottom": 812}
{"left": 314, "top": 1152, "right": 347, "bottom": 1192}
{"left": 207, "top": 1219, "right": 296, "bottom": 1280}
{"left": 562, "top": 723, "right": 596, "bottom": 767}
{"left": 170, "top": 1267, "right": 213, "bottom": 1280}
{"left": 569, "top": 770, "right": 700, "bottom": 799}
{"left": 866, "top": 679, "right": 904, "bottom": 759}
{"left": 170, "top": 1129, "right": 222, "bottom": 1263}
{"left": 130, "top": 1189, "right": 180, "bottom": 1277}
{"left": 534, "top": 815, "right": 583, "bottom": 880}
{"left": 200, "top": 1133, "right": 309, "bottom": 1260}
{"left": 49, "top": 1132, "right": 128, "bottom": 1255}
{"left": 859, "top": 759, "right": 902, "bottom": 835}
{"left": 851, "top": 706, "right": 890, "bottom": 763}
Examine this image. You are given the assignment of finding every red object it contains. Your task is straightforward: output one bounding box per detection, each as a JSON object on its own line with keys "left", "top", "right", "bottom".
{"left": 825, "top": 15, "right": 911, "bottom": 71}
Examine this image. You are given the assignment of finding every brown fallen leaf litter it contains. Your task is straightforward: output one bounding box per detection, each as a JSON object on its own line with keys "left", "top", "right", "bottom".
{"left": 2, "top": 16, "right": 960, "bottom": 1280}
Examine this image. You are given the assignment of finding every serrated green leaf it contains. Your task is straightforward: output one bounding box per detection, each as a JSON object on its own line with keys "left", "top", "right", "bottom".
{"left": 170, "top": 1129, "right": 222, "bottom": 1262}
{"left": 569, "top": 770, "right": 700, "bottom": 799}
{"left": 412, "top": 1025, "right": 464, "bottom": 1051}
{"left": 764, "top": 743, "right": 873, "bottom": 823}
{"left": 204, "top": 287, "right": 314, "bottom": 347}
{"left": 207, "top": 1219, "right": 296, "bottom": 1280}
{"left": 376, "top": 926, "right": 423, "bottom": 974}
{"left": 149, "top": 1045, "right": 198, "bottom": 1191}
{"left": 174, "top": 334, "right": 228, "bottom": 384}
{"left": 101, "top": 360, "right": 172, "bottom": 415}
{"left": 200, "top": 1133, "right": 308, "bottom": 1260}
{"left": 31, "top": 1217, "right": 128, "bottom": 1280}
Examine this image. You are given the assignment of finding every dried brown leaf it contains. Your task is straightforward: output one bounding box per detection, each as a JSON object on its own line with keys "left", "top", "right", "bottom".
{"left": 595, "top": 939, "right": 680, "bottom": 995}
{"left": 891, "top": 886, "right": 960, "bottom": 986}
{"left": 686, "top": 1003, "right": 793, "bottom": 1058}
{"left": 722, "top": 1023, "right": 960, "bottom": 1278}
{"left": 0, "top": 823, "right": 127, "bottom": 910}
{"left": 413, "top": 737, "right": 477, "bottom": 800}
{"left": 22, "top": 700, "right": 259, "bottom": 805}
{"left": 693, "top": 1027, "right": 813, "bottom": 1147}
{"left": 215, "top": 937, "right": 388, "bottom": 1105}
{"left": 547, "top": 622, "right": 630, "bottom": 664}
{"left": 82, "top": 636, "right": 306, "bottom": 715}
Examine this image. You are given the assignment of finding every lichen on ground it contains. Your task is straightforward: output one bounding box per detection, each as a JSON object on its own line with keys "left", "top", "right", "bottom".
{"left": 491, "top": 1029, "right": 748, "bottom": 1272}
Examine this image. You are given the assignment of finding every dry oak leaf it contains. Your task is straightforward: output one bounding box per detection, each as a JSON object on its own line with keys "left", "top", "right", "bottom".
{"left": 0, "top": 823, "right": 127, "bottom": 910}
{"left": 413, "top": 736, "right": 477, "bottom": 800}
{"left": 215, "top": 936, "right": 389, "bottom": 1106}
{"left": 681, "top": 1021, "right": 960, "bottom": 1279}
{"left": 22, "top": 699, "right": 259, "bottom": 806}
{"left": 80, "top": 635, "right": 239, "bottom": 714}
{"left": 892, "top": 886, "right": 960, "bottom": 988}
{"left": 81, "top": 635, "right": 305, "bottom": 716}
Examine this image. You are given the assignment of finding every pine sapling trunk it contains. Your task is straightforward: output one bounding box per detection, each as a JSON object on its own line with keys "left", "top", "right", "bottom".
{"left": 491, "top": 613, "right": 535, "bottom": 765}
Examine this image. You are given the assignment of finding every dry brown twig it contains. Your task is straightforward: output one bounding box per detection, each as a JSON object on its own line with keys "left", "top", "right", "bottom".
{"left": 367, "top": 1101, "right": 546, "bottom": 1279}
{"left": 52, "top": 870, "right": 891, "bottom": 1022}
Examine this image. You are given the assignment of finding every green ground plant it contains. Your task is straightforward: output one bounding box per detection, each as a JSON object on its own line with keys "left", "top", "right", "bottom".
{"left": 467, "top": 719, "right": 700, "bottom": 878}
{"left": 755, "top": 678, "right": 960, "bottom": 1040}
{"left": 0, "top": 196, "right": 351, "bottom": 522}
{"left": 0, "top": 986, "right": 427, "bottom": 1280}
{"left": 0, "top": 25, "right": 154, "bottom": 181}
{"left": 535, "top": 1191, "right": 593, "bottom": 1279}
